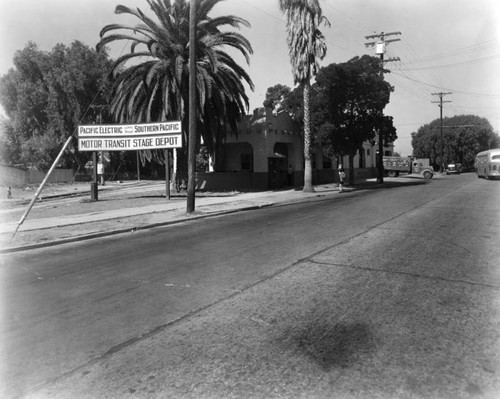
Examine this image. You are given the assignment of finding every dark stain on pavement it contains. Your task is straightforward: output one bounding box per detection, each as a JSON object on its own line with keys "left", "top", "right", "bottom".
{"left": 280, "top": 321, "right": 374, "bottom": 371}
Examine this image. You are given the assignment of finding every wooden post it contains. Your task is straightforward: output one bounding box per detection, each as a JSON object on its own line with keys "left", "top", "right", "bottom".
{"left": 187, "top": 0, "right": 197, "bottom": 213}
{"left": 136, "top": 152, "right": 141, "bottom": 181}
{"left": 165, "top": 149, "right": 170, "bottom": 200}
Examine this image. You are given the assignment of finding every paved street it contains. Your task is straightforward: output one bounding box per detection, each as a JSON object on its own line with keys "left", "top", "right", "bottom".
{"left": 1, "top": 174, "right": 500, "bottom": 398}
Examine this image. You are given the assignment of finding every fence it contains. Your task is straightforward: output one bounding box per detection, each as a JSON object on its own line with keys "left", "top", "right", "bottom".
{"left": 0, "top": 165, "right": 74, "bottom": 187}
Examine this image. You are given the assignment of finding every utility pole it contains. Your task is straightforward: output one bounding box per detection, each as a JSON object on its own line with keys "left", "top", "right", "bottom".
{"left": 187, "top": 0, "right": 197, "bottom": 213}
{"left": 431, "top": 92, "right": 452, "bottom": 173}
{"left": 365, "top": 31, "right": 401, "bottom": 184}
{"left": 89, "top": 104, "right": 108, "bottom": 201}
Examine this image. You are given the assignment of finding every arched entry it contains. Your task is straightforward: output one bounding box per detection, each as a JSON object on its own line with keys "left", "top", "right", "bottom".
{"left": 268, "top": 142, "right": 291, "bottom": 189}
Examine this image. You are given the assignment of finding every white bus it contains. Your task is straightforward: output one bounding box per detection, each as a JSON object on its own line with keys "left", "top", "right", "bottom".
{"left": 475, "top": 148, "right": 500, "bottom": 179}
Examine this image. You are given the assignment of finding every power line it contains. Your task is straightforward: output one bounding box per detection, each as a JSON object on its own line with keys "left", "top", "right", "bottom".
{"left": 391, "top": 71, "right": 500, "bottom": 98}
{"left": 238, "top": 0, "right": 355, "bottom": 56}
{"left": 239, "top": 0, "right": 282, "bottom": 22}
{"left": 396, "top": 40, "right": 447, "bottom": 95}
{"left": 322, "top": 2, "right": 376, "bottom": 34}
{"left": 399, "top": 53, "right": 500, "bottom": 71}
{"left": 402, "top": 40, "right": 497, "bottom": 65}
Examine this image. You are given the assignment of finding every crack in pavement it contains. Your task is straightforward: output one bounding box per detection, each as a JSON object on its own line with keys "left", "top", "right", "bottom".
{"left": 20, "top": 189, "right": 475, "bottom": 397}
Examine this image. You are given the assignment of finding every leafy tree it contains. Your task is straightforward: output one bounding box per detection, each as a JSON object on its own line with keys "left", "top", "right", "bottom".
{"left": 313, "top": 55, "right": 395, "bottom": 184}
{"left": 97, "top": 0, "right": 254, "bottom": 187}
{"left": 263, "top": 84, "right": 291, "bottom": 114}
{"left": 264, "top": 83, "right": 303, "bottom": 122}
{"left": 0, "top": 118, "right": 21, "bottom": 165}
{"left": 411, "top": 114, "right": 498, "bottom": 171}
{"left": 278, "top": 0, "right": 330, "bottom": 192}
{"left": 0, "top": 41, "right": 113, "bottom": 170}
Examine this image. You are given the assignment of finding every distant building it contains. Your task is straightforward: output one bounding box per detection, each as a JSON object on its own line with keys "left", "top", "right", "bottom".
{"left": 195, "top": 107, "right": 393, "bottom": 191}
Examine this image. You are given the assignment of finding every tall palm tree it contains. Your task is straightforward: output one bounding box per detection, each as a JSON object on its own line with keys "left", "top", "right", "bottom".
{"left": 97, "top": 0, "right": 254, "bottom": 187}
{"left": 278, "top": 0, "right": 330, "bottom": 192}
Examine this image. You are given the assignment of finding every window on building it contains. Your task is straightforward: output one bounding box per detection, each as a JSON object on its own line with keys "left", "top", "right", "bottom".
{"left": 241, "top": 154, "right": 252, "bottom": 171}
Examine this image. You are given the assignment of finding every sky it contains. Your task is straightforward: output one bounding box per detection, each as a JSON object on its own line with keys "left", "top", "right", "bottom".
{"left": 1, "top": 0, "right": 499, "bottom": 156}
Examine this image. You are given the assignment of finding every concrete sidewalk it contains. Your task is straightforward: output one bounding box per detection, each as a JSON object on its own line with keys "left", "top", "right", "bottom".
{"left": 0, "top": 176, "right": 430, "bottom": 253}
{"left": 0, "top": 181, "right": 345, "bottom": 253}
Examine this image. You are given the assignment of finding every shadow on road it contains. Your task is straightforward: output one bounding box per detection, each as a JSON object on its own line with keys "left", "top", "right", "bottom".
{"left": 277, "top": 321, "right": 374, "bottom": 371}
{"left": 356, "top": 180, "right": 428, "bottom": 190}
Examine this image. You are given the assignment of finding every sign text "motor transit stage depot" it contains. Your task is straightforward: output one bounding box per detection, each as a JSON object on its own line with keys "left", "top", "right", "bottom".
{"left": 77, "top": 122, "right": 182, "bottom": 151}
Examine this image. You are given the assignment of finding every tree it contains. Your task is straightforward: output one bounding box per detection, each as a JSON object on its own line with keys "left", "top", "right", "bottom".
{"left": 263, "top": 83, "right": 304, "bottom": 123}
{"left": 0, "top": 41, "right": 113, "bottom": 170}
{"left": 0, "top": 118, "right": 21, "bottom": 165}
{"left": 97, "top": 0, "right": 254, "bottom": 191}
{"left": 263, "top": 84, "right": 291, "bottom": 114}
{"left": 313, "top": 56, "right": 395, "bottom": 184}
{"left": 412, "top": 115, "right": 498, "bottom": 171}
{"left": 278, "top": 0, "right": 330, "bottom": 192}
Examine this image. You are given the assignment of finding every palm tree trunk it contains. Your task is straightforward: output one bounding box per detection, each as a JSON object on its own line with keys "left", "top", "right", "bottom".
{"left": 303, "top": 81, "right": 314, "bottom": 192}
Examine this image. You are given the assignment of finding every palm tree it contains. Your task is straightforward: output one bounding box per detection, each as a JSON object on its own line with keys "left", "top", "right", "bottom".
{"left": 278, "top": 0, "right": 330, "bottom": 192}
{"left": 97, "top": 0, "right": 254, "bottom": 189}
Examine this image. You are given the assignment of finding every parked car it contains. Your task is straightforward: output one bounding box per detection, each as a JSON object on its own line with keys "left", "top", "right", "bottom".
{"left": 445, "top": 163, "right": 461, "bottom": 174}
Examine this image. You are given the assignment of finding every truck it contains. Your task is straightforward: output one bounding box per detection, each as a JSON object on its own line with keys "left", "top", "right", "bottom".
{"left": 445, "top": 163, "right": 462, "bottom": 174}
{"left": 383, "top": 156, "right": 434, "bottom": 179}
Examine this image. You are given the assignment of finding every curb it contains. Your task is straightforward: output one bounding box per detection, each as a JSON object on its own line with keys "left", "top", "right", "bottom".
{"left": 1, "top": 202, "right": 275, "bottom": 254}
{"left": 2, "top": 179, "right": 413, "bottom": 254}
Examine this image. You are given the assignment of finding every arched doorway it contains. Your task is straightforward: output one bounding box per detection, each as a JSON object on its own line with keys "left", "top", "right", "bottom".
{"left": 268, "top": 142, "right": 290, "bottom": 189}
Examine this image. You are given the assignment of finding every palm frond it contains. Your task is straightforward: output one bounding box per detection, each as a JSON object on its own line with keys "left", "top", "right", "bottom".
{"left": 98, "top": 0, "right": 253, "bottom": 166}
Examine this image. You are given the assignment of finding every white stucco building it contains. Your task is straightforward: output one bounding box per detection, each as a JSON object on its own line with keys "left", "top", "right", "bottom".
{"left": 195, "top": 107, "right": 393, "bottom": 191}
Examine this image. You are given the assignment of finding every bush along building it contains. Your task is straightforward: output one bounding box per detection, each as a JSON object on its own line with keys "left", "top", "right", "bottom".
{"left": 192, "top": 107, "right": 394, "bottom": 191}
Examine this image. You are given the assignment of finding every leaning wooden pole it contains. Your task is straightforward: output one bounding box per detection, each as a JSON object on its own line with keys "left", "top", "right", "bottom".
{"left": 186, "top": 0, "right": 197, "bottom": 213}
{"left": 12, "top": 135, "right": 73, "bottom": 238}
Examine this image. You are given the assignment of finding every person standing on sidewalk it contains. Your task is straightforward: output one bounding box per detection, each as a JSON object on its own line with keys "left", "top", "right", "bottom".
{"left": 97, "top": 152, "right": 110, "bottom": 186}
{"left": 97, "top": 160, "right": 105, "bottom": 186}
{"left": 338, "top": 165, "right": 346, "bottom": 193}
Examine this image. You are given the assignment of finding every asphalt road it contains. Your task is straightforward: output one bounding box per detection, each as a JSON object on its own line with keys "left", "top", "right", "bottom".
{"left": 1, "top": 174, "right": 499, "bottom": 398}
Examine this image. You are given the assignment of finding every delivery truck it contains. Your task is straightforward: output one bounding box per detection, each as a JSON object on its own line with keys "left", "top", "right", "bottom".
{"left": 383, "top": 156, "right": 434, "bottom": 179}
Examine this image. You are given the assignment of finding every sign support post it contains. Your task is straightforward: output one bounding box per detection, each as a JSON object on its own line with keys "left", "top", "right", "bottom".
{"left": 165, "top": 149, "right": 170, "bottom": 200}
{"left": 91, "top": 151, "right": 98, "bottom": 201}
{"left": 136, "top": 152, "right": 141, "bottom": 181}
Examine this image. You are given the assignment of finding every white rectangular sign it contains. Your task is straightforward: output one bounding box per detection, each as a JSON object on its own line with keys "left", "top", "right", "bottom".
{"left": 78, "top": 121, "right": 182, "bottom": 151}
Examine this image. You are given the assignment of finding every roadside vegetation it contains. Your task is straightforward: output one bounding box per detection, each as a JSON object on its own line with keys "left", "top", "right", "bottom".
{"left": 411, "top": 114, "right": 499, "bottom": 171}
